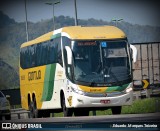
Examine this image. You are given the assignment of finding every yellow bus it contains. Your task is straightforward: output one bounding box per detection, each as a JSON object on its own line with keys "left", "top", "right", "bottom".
{"left": 20, "top": 26, "right": 133, "bottom": 117}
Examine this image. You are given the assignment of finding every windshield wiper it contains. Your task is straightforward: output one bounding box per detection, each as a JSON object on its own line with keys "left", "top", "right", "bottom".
{"left": 107, "top": 63, "right": 123, "bottom": 87}
{"left": 99, "top": 42, "right": 104, "bottom": 75}
{"left": 90, "top": 81, "right": 96, "bottom": 87}
{"left": 110, "top": 71, "right": 123, "bottom": 86}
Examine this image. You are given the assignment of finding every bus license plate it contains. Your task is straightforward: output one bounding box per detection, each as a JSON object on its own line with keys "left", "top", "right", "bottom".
{"left": 100, "top": 100, "right": 110, "bottom": 104}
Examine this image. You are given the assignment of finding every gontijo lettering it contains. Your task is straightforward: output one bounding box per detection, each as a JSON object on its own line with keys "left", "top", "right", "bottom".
{"left": 28, "top": 70, "right": 41, "bottom": 81}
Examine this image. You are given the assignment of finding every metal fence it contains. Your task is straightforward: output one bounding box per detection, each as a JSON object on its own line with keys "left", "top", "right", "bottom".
{"left": 132, "top": 42, "right": 160, "bottom": 89}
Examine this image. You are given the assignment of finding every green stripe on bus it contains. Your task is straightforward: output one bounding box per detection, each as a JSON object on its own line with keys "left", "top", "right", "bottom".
{"left": 106, "top": 83, "right": 129, "bottom": 92}
{"left": 51, "top": 33, "right": 61, "bottom": 39}
{"left": 41, "top": 64, "right": 56, "bottom": 101}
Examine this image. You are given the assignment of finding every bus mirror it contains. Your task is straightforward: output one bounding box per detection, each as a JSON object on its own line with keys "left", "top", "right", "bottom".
{"left": 130, "top": 44, "right": 137, "bottom": 63}
{"left": 65, "top": 46, "right": 72, "bottom": 65}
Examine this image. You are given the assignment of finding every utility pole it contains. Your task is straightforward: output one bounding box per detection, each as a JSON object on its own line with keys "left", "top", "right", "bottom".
{"left": 45, "top": 0, "right": 60, "bottom": 30}
{"left": 24, "top": 0, "right": 29, "bottom": 41}
{"left": 111, "top": 18, "right": 123, "bottom": 26}
{"left": 74, "top": 0, "right": 78, "bottom": 26}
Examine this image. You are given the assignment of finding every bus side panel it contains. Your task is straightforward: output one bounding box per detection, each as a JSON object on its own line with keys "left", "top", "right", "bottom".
{"left": 20, "top": 63, "right": 65, "bottom": 110}
{"left": 20, "top": 84, "right": 30, "bottom": 110}
{"left": 41, "top": 63, "right": 65, "bottom": 109}
{"left": 20, "top": 66, "right": 46, "bottom": 110}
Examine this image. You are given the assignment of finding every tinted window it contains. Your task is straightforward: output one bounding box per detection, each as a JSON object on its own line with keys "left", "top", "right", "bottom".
{"left": 20, "top": 36, "right": 62, "bottom": 69}
{"left": 36, "top": 44, "right": 42, "bottom": 66}
{"left": 56, "top": 37, "right": 63, "bottom": 66}
{"left": 41, "top": 42, "right": 49, "bottom": 65}
{"left": 48, "top": 39, "right": 57, "bottom": 64}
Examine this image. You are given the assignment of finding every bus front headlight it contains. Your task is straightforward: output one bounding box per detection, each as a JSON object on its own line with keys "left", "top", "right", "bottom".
{"left": 125, "top": 87, "right": 133, "bottom": 93}
{"left": 124, "top": 83, "right": 133, "bottom": 93}
{"left": 72, "top": 88, "right": 86, "bottom": 95}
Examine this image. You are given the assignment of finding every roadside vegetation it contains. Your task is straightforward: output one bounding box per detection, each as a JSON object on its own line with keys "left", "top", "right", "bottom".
{"left": 94, "top": 97, "right": 160, "bottom": 115}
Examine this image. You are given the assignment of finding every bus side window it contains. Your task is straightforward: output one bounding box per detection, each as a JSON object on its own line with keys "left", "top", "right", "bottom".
{"left": 55, "top": 37, "right": 63, "bottom": 66}
{"left": 20, "top": 47, "right": 27, "bottom": 69}
{"left": 25, "top": 45, "right": 36, "bottom": 68}
{"left": 41, "top": 42, "right": 49, "bottom": 65}
{"left": 25, "top": 47, "right": 29, "bottom": 68}
{"left": 31, "top": 45, "right": 36, "bottom": 67}
{"left": 48, "top": 39, "right": 56, "bottom": 64}
{"left": 26, "top": 46, "right": 30, "bottom": 68}
{"left": 36, "top": 44, "right": 42, "bottom": 66}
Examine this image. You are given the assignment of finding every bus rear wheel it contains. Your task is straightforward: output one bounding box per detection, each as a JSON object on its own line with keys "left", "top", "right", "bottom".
{"left": 62, "top": 96, "right": 73, "bottom": 117}
{"left": 111, "top": 106, "right": 122, "bottom": 115}
{"left": 29, "top": 100, "right": 42, "bottom": 118}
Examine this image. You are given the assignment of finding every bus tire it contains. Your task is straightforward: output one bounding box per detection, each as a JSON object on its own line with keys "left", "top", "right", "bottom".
{"left": 111, "top": 106, "right": 122, "bottom": 115}
{"left": 29, "top": 101, "right": 34, "bottom": 118}
{"left": 62, "top": 96, "right": 73, "bottom": 117}
{"left": 74, "top": 108, "right": 89, "bottom": 116}
{"left": 29, "top": 101, "right": 42, "bottom": 118}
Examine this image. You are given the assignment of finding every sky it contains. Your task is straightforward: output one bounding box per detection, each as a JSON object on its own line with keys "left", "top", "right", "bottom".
{"left": 0, "top": 0, "right": 160, "bottom": 27}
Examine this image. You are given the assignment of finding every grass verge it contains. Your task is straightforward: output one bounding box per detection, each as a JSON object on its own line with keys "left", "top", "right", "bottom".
{"left": 96, "top": 97, "right": 160, "bottom": 115}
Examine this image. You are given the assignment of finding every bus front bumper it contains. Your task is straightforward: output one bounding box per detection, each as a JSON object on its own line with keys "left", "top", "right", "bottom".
{"left": 71, "top": 91, "right": 133, "bottom": 108}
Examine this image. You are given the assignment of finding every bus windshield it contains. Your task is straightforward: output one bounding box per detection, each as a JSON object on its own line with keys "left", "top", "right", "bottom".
{"left": 72, "top": 40, "right": 131, "bottom": 86}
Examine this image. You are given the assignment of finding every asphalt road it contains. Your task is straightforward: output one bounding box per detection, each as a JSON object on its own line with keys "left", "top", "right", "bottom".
{"left": 1, "top": 113, "right": 160, "bottom": 130}
{"left": 2, "top": 113, "right": 160, "bottom": 123}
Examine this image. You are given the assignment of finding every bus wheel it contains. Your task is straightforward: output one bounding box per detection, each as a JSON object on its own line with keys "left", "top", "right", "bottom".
{"left": 29, "top": 101, "right": 35, "bottom": 118}
{"left": 111, "top": 106, "right": 122, "bottom": 115}
{"left": 74, "top": 108, "right": 89, "bottom": 116}
{"left": 62, "top": 96, "right": 73, "bottom": 117}
{"left": 29, "top": 101, "right": 42, "bottom": 118}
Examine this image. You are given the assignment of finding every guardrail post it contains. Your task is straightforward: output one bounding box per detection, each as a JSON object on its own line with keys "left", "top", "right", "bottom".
{"left": 134, "top": 91, "right": 141, "bottom": 100}
{"left": 24, "top": 112, "right": 30, "bottom": 119}
{"left": 155, "top": 99, "right": 160, "bottom": 112}
{"left": 28, "top": 112, "right": 30, "bottom": 118}
{"left": 11, "top": 108, "right": 31, "bottom": 119}
{"left": 145, "top": 89, "right": 151, "bottom": 98}
{"left": 18, "top": 114, "right": 21, "bottom": 119}
{"left": 92, "top": 111, "right": 96, "bottom": 116}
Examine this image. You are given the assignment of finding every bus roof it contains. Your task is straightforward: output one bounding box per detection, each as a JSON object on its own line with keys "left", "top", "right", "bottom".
{"left": 21, "top": 31, "right": 53, "bottom": 48}
{"left": 21, "top": 26, "right": 126, "bottom": 48}
{"left": 62, "top": 26, "right": 126, "bottom": 40}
